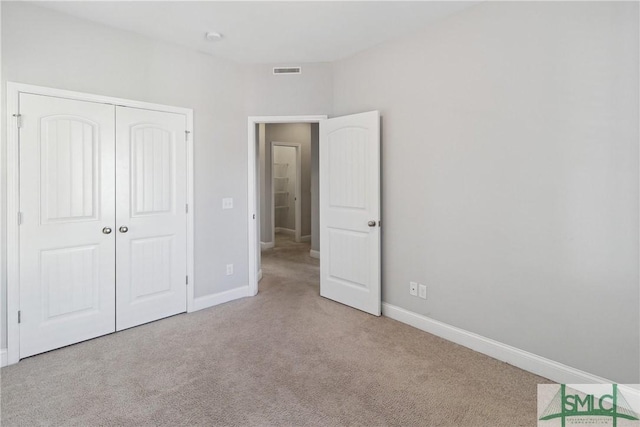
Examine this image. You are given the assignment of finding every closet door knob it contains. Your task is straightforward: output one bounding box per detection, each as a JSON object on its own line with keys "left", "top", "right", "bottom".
{"left": 368, "top": 221, "right": 376, "bottom": 227}
{"left": 102, "top": 227, "right": 112, "bottom": 234}
{"left": 119, "top": 226, "right": 129, "bottom": 233}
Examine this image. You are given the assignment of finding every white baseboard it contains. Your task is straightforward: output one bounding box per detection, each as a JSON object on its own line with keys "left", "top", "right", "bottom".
{"left": 309, "top": 249, "right": 320, "bottom": 259}
{"left": 299, "top": 235, "right": 311, "bottom": 243}
{"left": 275, "top": 227, "right": 295, "bottom": 236}
{"left": 191, "top": 286, "right": 251, "bottom": 312}
{"left": 261, "top": 241, "right": 274, "bottom": 250}
{"left": 258, "top": 269, "right": 263, "bottom": 281}
{"left": 382, "top": 303, "right": 614, "bottom": 385}
{"left": 1, "top": 349, "right": 7, "bottom": 368}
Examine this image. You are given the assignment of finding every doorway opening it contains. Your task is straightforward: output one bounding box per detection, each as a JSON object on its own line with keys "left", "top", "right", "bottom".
{"left": 247, "top": 111, "right": 381, "bottom": 315}
{"left": 247, "top": 116, "right": 326, "bottom": 295}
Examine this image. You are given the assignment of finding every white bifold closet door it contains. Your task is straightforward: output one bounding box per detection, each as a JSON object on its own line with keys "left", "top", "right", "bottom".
{"left": 19, "top": 94, "right": 117, "bottom": 358}
{"left": 115, "top": 107, "right": 187, "bottom": 330}
{"left": 18, "top": 94, "right": 188, "bottom": 359}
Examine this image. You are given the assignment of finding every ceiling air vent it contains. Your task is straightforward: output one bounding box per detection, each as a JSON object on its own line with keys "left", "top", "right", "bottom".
{"left": 273, "top": 67, "right": 302, "bottom": 75}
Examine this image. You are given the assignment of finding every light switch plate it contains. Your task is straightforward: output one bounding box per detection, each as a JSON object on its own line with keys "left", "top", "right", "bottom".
{"left": 222, "top": 198, "right": 233, "bottom": 209}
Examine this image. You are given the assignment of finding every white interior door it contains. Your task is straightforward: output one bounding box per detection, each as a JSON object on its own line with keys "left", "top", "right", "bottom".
{"left": 319, "top": 111, "right": 381, "bottom": 316}
{"left": 115, "top": 106, "right": 187, "bottom": 330}
{"left": 19, "top": 94, "right": 116, "bottom": 358}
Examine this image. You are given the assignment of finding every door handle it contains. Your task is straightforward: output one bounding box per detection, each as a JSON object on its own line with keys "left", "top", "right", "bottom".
{"left": 368, "top": 221, "right": 376, "bottom": 227}
{"left": 102, "top": 227, "right": 112, "bottom": 234}
{"left": 119, "top": 226, "right": 129, "bottom": 233}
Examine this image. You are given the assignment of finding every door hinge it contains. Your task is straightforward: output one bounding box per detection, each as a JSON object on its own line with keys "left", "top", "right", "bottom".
{"left": 185, "top": 130, "right": 191, "bottom": 141}
{"left": 13, "top": 114, "right": 23, "bottom": 128}
{"left": 186, "top": 275, "right": 189, "bottom": 285}
{"left": 378, "top": 220, "right": 381, "bottom": 227}
{"left": 185, "top": 204, "right": 189, "bottom": 214}
{"left": 253, "top": 214, "right": 256, "bottom": 219}
{"left": 18, "top": 212, "right": 23, "bottom": 225}
{"left": 18, "top": 311, "right": 21, "bottom": 324}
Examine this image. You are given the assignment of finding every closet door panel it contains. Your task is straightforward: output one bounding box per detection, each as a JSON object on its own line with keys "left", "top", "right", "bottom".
{"left": 18, "top": 94, "right": 116, "bottom": 358}
{"left": 115, "top": 107, "right": 187, "bottom": 330}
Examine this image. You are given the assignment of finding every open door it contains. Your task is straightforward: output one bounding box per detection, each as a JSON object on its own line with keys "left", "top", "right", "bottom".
{"left": 319, "top": 111, "right": 381, "bottom": 316}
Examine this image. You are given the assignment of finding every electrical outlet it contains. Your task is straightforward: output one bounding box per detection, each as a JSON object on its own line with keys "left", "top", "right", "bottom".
{"left": 222, "top": 198, "right": 233, "bottom": 209}
{"left": 409, "top": 281, "right": 418, "bottom": 296}
{"left": 226, "top": 264, "right": 234, "bottom": 275}
{"left": 418, "top": 284, "right": 427, "bottom": 299}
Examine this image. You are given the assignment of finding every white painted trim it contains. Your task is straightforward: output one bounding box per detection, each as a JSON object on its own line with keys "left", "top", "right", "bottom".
{"left": 248, "top": 115, "right": 327, "bottom": 297}
{"left": 260, "top": 241, "right": 274, "bottom": 250}
{"left": 258, "top": 269, "right": 263, "bottom": 282}
{"left": 5, "top": 82, "right": 195, "bottom": 365}
{"left": 309, "top": 250, "right": 320, "bottom": 259}
{"left": 185, "top": 109, "right": 195, "bottom": 316}
{"left": 382, "top": 303, "right": 617, "bottom": 385}
{"left": 0, "top": 9, "right": 3, "bottom": 370}
{"left": 271, "top": 141, "right": 302, "bottom": 243}
{"left": 7, "top": 82, "right": 193, "bottom": 115}
{"left": 275, "top": 227, "right": 295, "bottom": 236}
{"left": 192, "top": 286, "right": 251, "bottom": 312}
{"left": 299, "top": 235, "right": 311, "bottom": 243}
{"left": 6, "top": 84, "right": 20, "bottom": 365}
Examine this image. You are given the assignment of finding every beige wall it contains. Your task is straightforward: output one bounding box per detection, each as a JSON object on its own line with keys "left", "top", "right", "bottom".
{"left": 333, "top": 1, "right": 639, "bottom": 383}
{"left": 245, "top": 63, "right": 332, "bottom": 117}
{"left": 310, "top": 124, "right": 320, "bottom": 253}
{"left": 0, "top": 1, "right": 251, "bottom": 346}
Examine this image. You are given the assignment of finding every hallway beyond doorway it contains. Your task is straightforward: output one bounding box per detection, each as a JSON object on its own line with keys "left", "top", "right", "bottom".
{"left": 263, "top": 232, "right": 315, "bottom": 267}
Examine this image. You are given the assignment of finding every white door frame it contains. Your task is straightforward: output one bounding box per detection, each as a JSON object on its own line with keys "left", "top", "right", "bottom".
{"left": 247, "top": 115, "right": 326, "bottom": 297}
{"left": 271, "top": 142, "right": 302, "bottom": 243}
{"left": 4, "top": 82, "right": 195, "bottom": 365}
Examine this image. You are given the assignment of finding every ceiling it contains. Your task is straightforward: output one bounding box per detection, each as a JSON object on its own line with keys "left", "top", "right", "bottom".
{"left": 34, "top": 1, "right": 477, "bottom": 64}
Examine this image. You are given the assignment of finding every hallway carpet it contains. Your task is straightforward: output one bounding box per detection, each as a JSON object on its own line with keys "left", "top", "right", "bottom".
{"left": 1, "top": 236, "right": 551, "bottom": 426}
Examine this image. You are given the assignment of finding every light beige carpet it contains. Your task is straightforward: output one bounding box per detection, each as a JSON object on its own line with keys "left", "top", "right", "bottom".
{"left": 0, "top": 234, "right": 552, "bottom": 426}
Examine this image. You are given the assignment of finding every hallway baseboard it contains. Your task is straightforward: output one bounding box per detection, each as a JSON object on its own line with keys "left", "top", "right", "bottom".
{"left": 309, "top": 250, "right": 320, "bottom": 259}
{"left": 275, "top": 228, "right": 295, "bottom": 236}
